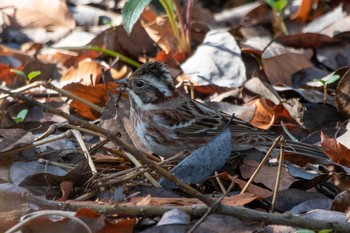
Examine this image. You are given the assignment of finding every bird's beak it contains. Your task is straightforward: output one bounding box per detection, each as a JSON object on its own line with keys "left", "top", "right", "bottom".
{"left": 116, "top": 78, "right": 129, "bottom": 89}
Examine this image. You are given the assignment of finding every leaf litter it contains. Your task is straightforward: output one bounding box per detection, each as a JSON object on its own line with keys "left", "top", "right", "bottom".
{"left": 2, "top": 0, "right": 350, "bottom": 232}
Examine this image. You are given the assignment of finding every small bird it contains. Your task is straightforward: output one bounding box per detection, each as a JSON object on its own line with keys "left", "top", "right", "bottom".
{"left": 126, "top": 61, "right": 326, "bottom": 159}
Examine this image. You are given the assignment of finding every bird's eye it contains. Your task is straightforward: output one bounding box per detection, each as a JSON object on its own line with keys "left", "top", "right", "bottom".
{"left": 135, "top": 80, "right": 145, "bottom": 88}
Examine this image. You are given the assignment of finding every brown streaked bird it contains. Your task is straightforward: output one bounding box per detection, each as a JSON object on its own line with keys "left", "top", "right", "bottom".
{"left": 126, "top": 61, "right": 326, "bottom": 159}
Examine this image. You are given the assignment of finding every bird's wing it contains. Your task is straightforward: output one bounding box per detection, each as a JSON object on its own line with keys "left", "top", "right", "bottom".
{"left": 155, "top": 98, "right": 274, "bottom": 138}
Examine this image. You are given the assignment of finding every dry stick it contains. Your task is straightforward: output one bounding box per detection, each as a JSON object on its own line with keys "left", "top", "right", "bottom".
{"left": 0, "top": 131, "right": 72, "bottom": 157}
{"left": 271, "top": 139, "right": 285, "bottom": 212}
{"left": 45, "top": 83, "right": 103, "bottom": 113}
{"left": 124, "top": 151, "right": 161, "bottom": 188}
{"left": 214, "top": 171, "right": 226, "bottom": 194}
{"left": 22, "top": 192, "right": 350, "bottom": 231}
{"left": 71, "top": 129, "right": 97, "bottom": 174}
{"left": 188, "top": 180, "right": 236, "bottom": 233}
{"left": 38, "top": 158, "right": 76, "bottom": 170}
{"left": 0, "top": 81, "right": 45, "bottom": 99}
{"left": 0, "top": 87, "right": 213, "bottom": 206}
{"left": 240, "top": 136, "right": 283, "bottom": 194}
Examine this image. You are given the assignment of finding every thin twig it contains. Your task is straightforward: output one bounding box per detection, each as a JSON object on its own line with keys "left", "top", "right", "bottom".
{"left": 188, "top": 179, "right": 236, "bottom": 233}
{"left": 240, "top": 136, "right": 283, "bottom": 194}
{"left": 271, "top": 138, "right": 285, "bottom": 212}
{"left": 71, "top": 129, "right": 97, "bottom": 174}
{"left": 214, "top": 171, "right": 226, "bottom": 194}
{"left": 45, "top": 82, "right": 103, "bottom": 113}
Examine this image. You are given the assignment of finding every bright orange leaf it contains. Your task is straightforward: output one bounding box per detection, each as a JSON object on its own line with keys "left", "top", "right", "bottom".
{"left": 291, "top": 0, "right": 318, "bottom": 22}
{"left": 249, "top": 98, "right": 295, "bottom": 130}
{"left": 63, "top": 82, "right": 123, "bottom": 120}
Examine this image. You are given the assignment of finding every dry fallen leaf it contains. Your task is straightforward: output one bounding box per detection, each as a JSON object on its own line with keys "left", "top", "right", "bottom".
{"left": 63, "top": 82, "right": 121, "bottom": 120}
{"left": 291, "top": 0, "right": 318, "bottom": 22}
{"left": 321, "top": 132, "right": 350, "bottom": 167}
{"left": 249, "top": 98, "right": 295, "bottom": 130}
{"left": 141, "top": 7, "right": 178, "bottom": 54}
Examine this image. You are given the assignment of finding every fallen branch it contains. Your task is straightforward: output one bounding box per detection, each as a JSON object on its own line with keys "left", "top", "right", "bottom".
{"left": 21, "top": 192, "right": 350, "bottom": 231}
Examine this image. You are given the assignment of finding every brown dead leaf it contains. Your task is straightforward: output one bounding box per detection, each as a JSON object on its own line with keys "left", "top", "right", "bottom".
{"left": 291, "top": 0, "right": 318, "bottom": 22}
{"left": 156, "top": 50, "right": 187, "bottom": 66}
{"left": 321, "top": 132, "right": 350, "bottom": 167}
{"left": 0, "top": 0, "right": 75, "bottom": 29}
{"left": 0, "top": 45, "right": 34, "bottom": 65}
{"left": 332, "top": 173, "right": 350, "bottom": 192}
{"left": 0, "top": 189, "right": 32, "bottom": 232}
{"left": 61, "top": 59, "right": 106, "bottom": 85}
{"left": 214, "top": 171, "right": 272, "bottom": 198}
{"left": 331, "top": 189, "right": 350, "bottom": 212}
{"left": 63, "top": 82, "right": 121, "bottom": 120}
{"left": 0, "top": 64, "right": 25, "bottom": 88}
{"left": 37, "top": 49, "right": 94, "bottom": 70}
{"left": 89, "top": 23, "right": 156, "bottom": 61}
{"left": 58, "top": 181, "right": 74, "bottom": 201}
{"left": 276, "top": 33, "right": 334, "bottom": 48}
{"left": 0, "top": 128, "right": 33, "bottom": 153}
{"left": 262, "top": 42, "right": 313, "bottom": 86}
{"left": 243, "top": 3, "right": 273, "bottom": 26}
{"left": 141, "top": 7, "right": 178, "bottom": 54}
{"left": 240, "top": 159, "right": 295, "bottom": 191}
{"left": 235, "top": 178, "right": 273, "bottom": 199}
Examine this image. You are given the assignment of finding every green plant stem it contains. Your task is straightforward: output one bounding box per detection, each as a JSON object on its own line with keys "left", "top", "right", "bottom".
{"left": 56, "top": 46, "right": 141, "bottom": 67}
{"left": 273, "top": 9, "right": 288, "bottom": 35}
{"left": 159, "top": 0, "right": 182, "bottom": 51}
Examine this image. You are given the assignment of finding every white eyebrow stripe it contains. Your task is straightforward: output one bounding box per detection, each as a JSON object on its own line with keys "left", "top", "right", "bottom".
{"left": 146, "top": 75, "right": 172, "bottom": 97}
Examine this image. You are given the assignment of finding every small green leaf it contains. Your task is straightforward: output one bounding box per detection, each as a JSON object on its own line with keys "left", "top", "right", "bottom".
{"left": 325, "top": 74, "right": 340, "bottom": 85}
{"left": 27, "top": 71, "right": 41, "bottom": 80}
{"left": 265, "top": 0, "right": 287, "bottom": 11}
{"left": 314, "top": 79, "right": 326, "bottom": 86}
{"left": 10, "top": 69, "right": 26, "bottom": 79}
{"left": 122, "top": 0, "right": 152, "bottom": 34}
{"left": 296, "top": 230, "right": 315, "bottom": 233}
{"left": 319, "top": 229, "right": 333, "bottom": 233}
{"left": 12, "top": 109, "right": 28, "bottom": 123}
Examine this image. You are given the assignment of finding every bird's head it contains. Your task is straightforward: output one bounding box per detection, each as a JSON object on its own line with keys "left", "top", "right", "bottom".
{"left": 127, "top": 61, "right": 178, "bottom": 107}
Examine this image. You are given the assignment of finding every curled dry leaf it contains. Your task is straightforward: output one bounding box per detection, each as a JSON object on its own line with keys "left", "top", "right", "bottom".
{"left": 141, "top": 7, "right": 176, "bottom": 54}
{"left": 320, "top": 132, "right": 350, "bottom": 167}
{"left": 249, "top": 98, "right": 295, "bottom": 130}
